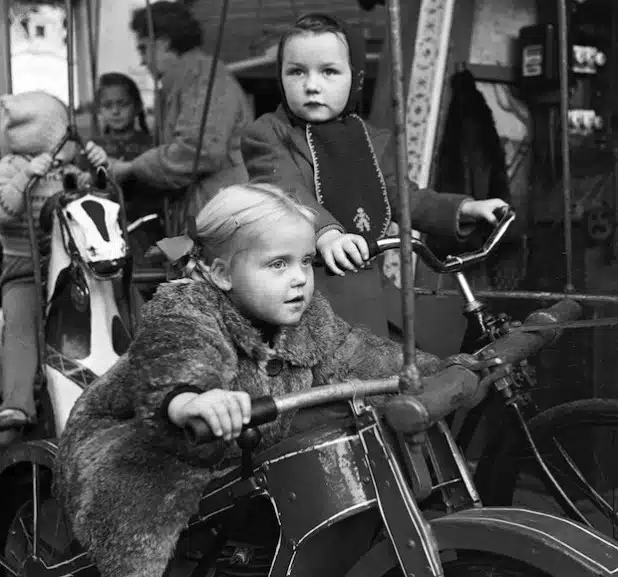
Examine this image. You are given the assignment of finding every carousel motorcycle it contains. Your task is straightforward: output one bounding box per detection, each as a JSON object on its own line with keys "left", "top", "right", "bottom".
{"left": 164, "top": 210, "right": 618, "bottom": 577}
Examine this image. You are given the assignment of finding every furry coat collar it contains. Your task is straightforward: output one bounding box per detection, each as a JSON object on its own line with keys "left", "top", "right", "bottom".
{"left": 56, "top": 280, "right": 439, "bottom": 577}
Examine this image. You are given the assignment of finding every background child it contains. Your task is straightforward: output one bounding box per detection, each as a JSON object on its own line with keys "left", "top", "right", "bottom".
{"left": 93, "top": 72, "right": 162, "bottom": 269}
{"left": 94, "top": 72, "right": 152, "bottom": 163}
{"left": 242, "top": 13, "right": 509, "bottom": 338}
{"left": 0, "top": 90, "right": 107, "bottom": 434}
{"left": 57, "top": 183, "right": 446, "bottom": 577}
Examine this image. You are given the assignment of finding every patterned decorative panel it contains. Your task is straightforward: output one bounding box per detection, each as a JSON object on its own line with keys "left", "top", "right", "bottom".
{"left": 383, "top": 0, "right": 454, "bottom": 289}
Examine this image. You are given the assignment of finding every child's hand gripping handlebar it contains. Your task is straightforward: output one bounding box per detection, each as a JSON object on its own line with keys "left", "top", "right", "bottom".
{"left": 365, "top": 205, "right": 516, "bottom": 273}
{"left": 185, "top": 295, "right": 581, "bottom": 446}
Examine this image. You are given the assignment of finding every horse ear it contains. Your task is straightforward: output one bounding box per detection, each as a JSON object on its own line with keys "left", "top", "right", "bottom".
{"left": 63, "top": 172, "right": 78, "bottom": 192}
{"left": 94, "top": 167, "right": 108, "bottom": 190}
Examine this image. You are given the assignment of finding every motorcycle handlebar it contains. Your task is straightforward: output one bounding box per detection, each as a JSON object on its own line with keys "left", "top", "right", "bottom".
{"left": 365, "top": 206, "right": 516, "bottom": 273}
{"left": 184, "top": 297, "right": 581, "bottom": 445}
{"left": 385, "top": 298, "right": 583, "bottom": 435}
{"left": 184, "top": 377, "right": 400, "bottom": 445}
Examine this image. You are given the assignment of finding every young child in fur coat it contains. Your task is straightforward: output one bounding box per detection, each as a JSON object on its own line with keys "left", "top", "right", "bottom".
{"left": 0, "top": 90, "right": 107, "bottom": 434}
{"left": 241, "top": 13, "right": 509, "bottom": 337}
{"left": 57, "top": 183, "right": 450, "bottom": 577}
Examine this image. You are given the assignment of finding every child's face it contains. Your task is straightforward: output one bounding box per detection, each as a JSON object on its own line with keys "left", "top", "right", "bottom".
{"left": 281, "top": 31, "right": 352, "bottom": 123}
{"left": 99, "top": 85, "right": 136, "bottom": 133}
{"left": 226, "top": 215, "right": 316, "bottom": 327}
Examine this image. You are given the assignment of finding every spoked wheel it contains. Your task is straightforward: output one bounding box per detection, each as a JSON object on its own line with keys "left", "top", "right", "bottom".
{"left": 0, "top": 451, "right": 96, "bottom": 576}
{"left": 485, "top": 399, "right": 618, "bottom": 539}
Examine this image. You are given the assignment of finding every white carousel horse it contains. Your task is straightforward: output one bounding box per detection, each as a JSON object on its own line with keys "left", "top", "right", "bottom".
{"left": 40, "top": 171, "right": 131, "bottom": 435}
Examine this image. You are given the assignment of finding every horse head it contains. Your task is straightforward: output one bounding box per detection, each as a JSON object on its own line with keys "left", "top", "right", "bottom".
{"left": 41, "top": 168, "right": 128, "bottom": 280}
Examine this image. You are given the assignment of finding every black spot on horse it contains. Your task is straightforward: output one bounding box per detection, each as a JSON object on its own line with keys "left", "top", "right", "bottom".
{"left": 112, "top": 315, "right": 131, "bottom": 355}
{"left": 46, "top": 268, "right": 91, "bottom": 360}
{"left": 82, "top": 199, "right": 110, "bottom": 242}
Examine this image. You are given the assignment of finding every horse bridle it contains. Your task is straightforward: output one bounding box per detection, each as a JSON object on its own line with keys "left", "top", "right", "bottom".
{"left": 55, "top": 190, "right": 127, "bottom": 282}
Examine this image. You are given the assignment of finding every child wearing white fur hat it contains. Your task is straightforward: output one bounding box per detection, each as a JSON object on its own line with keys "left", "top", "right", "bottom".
{"left": 0, "top": 90, "right": 107, "bottom": 435}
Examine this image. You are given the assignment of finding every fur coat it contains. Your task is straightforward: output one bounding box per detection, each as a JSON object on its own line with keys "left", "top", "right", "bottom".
{"left": 241, "top": 106, "right": 473, "bottom": 336}
{"left": 56, "top": 279, "right": 439, "bottom": 577}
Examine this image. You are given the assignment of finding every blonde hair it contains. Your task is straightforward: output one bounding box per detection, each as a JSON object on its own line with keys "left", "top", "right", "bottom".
{"left": 187, "top": 183, "right": 316, "bottom": 281}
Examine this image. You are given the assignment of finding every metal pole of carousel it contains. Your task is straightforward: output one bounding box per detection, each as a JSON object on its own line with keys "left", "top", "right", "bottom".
{"left": 384, "top": 8, "right": 446, "bottom": 576}
{"left": 385, "top": 0, "right": 421, "bottom": 392}
{"left": 85, "top": 0, "right": 99, "bottom": 136}
{"left": 557, "top": 0, "right": 574, "bottom": 292}
{"left": 144, "top": 0, "right": 174, "bottom": 254}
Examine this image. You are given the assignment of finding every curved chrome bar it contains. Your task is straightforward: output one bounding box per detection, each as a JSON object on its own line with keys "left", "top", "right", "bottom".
{"left": 371, "top": 208, "right": 516, "bottom": 274}
{"left": 274, "top": 377, "right": 400, "bottom": 415}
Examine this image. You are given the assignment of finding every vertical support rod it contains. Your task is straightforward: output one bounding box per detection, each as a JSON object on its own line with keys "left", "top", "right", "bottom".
{"left": 189, "top": 0, "right": 230, "bottom": 196}
{"left": 557, "top": 0, "right": 574, "bottom": 291}
{"left": 386, "top": 0, "right": 420, "bottom": 391}
{"left": 144, "top": 0, "right": 173, "bottom": 256}
{"left": 145, "top": 0, "right": 162, "bottom": 148}
{"left": 85, "top": 0, "right": 99, "bottom": 136}
{"left": 1, "top": 0, "right": 13, "bottom": 94}
{"left": 65, "top": 0, "right": 77, "bottom": 129}
{"left": 611, "top": 0, "right": 618, "bottom": 259}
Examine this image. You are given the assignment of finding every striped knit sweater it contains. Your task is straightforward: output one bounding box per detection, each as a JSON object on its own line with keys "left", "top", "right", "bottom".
{"left": 0, "top": 154, "right": 82, "bottom": 259}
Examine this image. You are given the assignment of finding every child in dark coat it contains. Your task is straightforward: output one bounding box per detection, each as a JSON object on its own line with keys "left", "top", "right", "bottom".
{"left": 56, "top": 183, "right": 443, "bottom": 577}
{"left": 241, "top": 13, "right": 509, "bottom": 337}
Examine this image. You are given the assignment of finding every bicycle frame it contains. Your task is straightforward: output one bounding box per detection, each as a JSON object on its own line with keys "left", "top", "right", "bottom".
{"left": 443, "top": 264, "right": 618, "bottom": 530}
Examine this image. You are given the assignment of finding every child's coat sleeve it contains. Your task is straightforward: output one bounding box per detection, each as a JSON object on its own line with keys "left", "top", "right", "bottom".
{"left": 0, "top": 155, "right": 31, "bottom": 223}
{"left": 129, "top": 294, "right": 237, "bottom": 464}
{"left": 242, "top": 117, "right": 344, "bottom": 237}
{"left": 378, "top": 134, "right": 474, "bottom": 239}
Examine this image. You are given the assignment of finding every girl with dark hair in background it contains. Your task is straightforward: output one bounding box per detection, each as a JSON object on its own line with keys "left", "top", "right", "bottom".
{"left": 94, "top": 72, "right": 152, "bottom": 163}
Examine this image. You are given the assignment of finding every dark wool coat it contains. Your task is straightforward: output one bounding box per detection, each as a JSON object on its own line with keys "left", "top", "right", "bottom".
{"left": 56, "top": 279, "right": 439, "bottom": 577}
{"left": 241, "top": 106, "right": 472, "bottom": 337}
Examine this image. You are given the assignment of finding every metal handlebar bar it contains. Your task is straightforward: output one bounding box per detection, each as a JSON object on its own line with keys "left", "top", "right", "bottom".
{"left": 366, "top": 206, "right": 516, "bottom": 273}
{"left": 185, "top": 377, "right": 400, "bottom": 444}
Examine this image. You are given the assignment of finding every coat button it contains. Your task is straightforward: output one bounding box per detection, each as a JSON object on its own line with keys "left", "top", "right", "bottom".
{"left": 266, "top": 358, "right": 284, "bottom": 377}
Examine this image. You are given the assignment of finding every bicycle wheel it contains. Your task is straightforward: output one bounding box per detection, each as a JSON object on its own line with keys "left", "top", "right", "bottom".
{"left": 484, "top": 398, "right": 618, "bottom": 539}
{"left": 0, "top": 451, "right": 96, "bottom": 577}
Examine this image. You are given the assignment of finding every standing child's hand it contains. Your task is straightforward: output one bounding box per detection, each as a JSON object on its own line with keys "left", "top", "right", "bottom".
{"left": 26, "top": 153, "right": 53, "bottom": 177}
{"left": 84, "top": 141, "right": 108, "bottom": 168}
{"left": 460, "top": 198, "right": 510, "bottom": 225}
{"left": 167, "top": 388, "right": 252, "bottom": 441}
{"left": 316, "top": 229, "right": 369, "bottom": 276}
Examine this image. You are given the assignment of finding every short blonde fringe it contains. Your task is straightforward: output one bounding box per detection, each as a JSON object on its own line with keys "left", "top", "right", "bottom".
{"left": 185, "top": 183, "right": 316, "bottom": 282}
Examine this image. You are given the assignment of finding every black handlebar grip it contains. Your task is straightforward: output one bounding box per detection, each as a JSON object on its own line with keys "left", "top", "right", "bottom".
{"left": 494, "top": 205, "right": 512, "bottom": 220}
{"left": 367, "top": 240, "right": 380, "bottom": 259}
{"left": 184, "top": 395, "right": 279, "bottom": 446}
{"left": 185, "top": 417, "right": 212, "bottom": 445}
